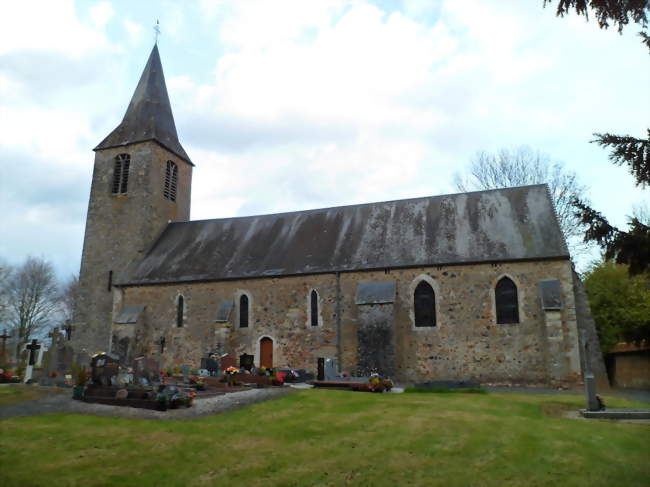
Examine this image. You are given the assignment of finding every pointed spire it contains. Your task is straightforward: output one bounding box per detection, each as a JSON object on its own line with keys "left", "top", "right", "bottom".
{"left": 95, "top": 45, "right": 192, "bottom": 165}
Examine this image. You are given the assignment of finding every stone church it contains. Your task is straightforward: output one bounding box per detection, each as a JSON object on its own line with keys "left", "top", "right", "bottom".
{"left": 71, "top": 45, "right": 598, "bottom": 385}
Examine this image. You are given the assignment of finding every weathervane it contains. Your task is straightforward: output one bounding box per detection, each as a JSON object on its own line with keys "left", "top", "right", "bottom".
{"left": 154, "top": 19, "right": 161, "bottom": 44}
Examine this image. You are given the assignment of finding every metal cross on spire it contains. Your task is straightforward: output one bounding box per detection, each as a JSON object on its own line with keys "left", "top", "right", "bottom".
{"left": 154, "top": 19, "right": 161, "bottom": 44}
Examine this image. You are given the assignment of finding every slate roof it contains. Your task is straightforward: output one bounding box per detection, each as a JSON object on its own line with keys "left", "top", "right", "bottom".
{"left": 121, "top": 184, "right": 568, "bottom": 286}
{"left": 94, "top": 45, "right": 192, "bottom": 165}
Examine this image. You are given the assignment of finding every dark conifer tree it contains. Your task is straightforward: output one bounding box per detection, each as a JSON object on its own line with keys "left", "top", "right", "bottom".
{"left": 545, "top": 1, "right": 650, "bottom": 274}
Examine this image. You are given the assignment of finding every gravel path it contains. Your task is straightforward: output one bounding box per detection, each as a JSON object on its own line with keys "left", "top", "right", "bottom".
{"left": 0, "top": 386, "right": 293, "bottom": 421}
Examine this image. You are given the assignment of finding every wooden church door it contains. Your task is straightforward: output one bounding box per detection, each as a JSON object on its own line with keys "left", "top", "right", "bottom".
{"left": 260, "top": 337, "right": 273, "bottom": 368}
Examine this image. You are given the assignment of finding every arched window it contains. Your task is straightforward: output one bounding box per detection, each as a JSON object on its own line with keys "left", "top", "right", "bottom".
{"left": 239, "top": 294, "right": 249, "bottom": 328}
{"left": 310, "top": 290, "right": 319, "bottom": 327}
{"left": 414, "top": 281, "right": 436, "bottom": 327}
{"left": 112, "top": 153, "right": 130, "bottom": 194}
{"left": 495, "top": 277, "right": 519, "bottom": 324}
{"left": 176, "top": 295, "right": 184, "bottom": 328}
{"left": 164, "top": 160, "right": 178, "bottom": 202}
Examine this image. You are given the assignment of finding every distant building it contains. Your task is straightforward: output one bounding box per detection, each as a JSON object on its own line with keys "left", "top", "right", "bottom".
{"left": 71, "top": 45, "right": 602, "bottom": 385}
{"left": 605, "top": 342, "right": 650, "bottom": 389}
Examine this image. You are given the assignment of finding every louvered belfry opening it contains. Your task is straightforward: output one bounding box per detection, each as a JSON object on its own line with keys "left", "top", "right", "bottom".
{"left": 164, "top": 160, "right": 178, "bottom": 202}
{"left": 111, "top": 153, "right": 130, "bottom": 194}
{"left": 495, "top": 277, "right": 519, "bottom": 324}
{"left": 414, "top": 281, "right": 436, "bottom": 327}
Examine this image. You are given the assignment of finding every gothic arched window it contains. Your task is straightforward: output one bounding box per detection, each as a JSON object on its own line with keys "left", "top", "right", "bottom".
{"left": 164, "top": 160, "right": 178, "bottom": 202}
{"left": 112, "top": 153, "right": 130, "bottom": 194}
{"left": 239, "top": 294, "right": 249, "bottom": 328}
{"left": 414, "top": 281, "right": 436, "bottom": 327}
{"left": 495, "top": 277, "right": 519, "bottom": 324}
{"left": 176, "top": 295, "right": 184, "bottom": 328}
{"left": 310, "top": 290, "right": 319, "bottom": 327}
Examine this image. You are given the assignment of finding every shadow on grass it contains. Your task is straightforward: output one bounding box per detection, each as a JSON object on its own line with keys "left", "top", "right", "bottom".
{"left": 404, "top": 386, "right": 487, "bottom": 394}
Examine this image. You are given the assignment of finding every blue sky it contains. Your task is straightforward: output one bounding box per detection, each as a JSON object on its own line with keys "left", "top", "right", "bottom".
{"left": 0, "top": 0, "right": 648, "bottom": 280}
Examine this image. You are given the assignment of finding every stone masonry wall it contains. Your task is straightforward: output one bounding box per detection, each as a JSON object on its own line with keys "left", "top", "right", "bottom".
{"left": 116, "top": 258, "right": 580, "bottom": 385}
{"left": 72, "top": 141, "right": 192, "bottom": 362}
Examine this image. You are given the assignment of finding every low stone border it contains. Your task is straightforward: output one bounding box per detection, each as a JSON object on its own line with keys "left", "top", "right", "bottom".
{"left": 0, "top": 386, "right": 293, "bottom": 421}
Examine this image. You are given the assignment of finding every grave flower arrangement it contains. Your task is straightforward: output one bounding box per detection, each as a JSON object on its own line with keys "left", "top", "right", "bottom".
{"left": 361, "top": 374, "right": 394, "bottom": 393}
{"left": 271, "top": 371, "right": 286, "bottom": 386}
{"left": 224, "top": 366, "right": 240, "bottom": 386}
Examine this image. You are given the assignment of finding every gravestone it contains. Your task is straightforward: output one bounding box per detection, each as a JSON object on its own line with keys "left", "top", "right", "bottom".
{"left": 324, "top": 358, "right": 339, "bottom": 381}
{"left": 240, "top": 354, "right": 254, "bottom": 372}
{"left": 201, "top": 354, "right": 219, "bottom": 376}
{"left": 24, "top": 339, "right": 41, "bottom": 382}
{"left": 133, "top": 356, "right": 145, "bottom": 382}
{"left": 317, "top": 357, "right": 325, "bottom": 381}
{"left": 90, "top": 353, "right": 120, "bottom": 387}
{"left": 220, "top": 354, "right": 237, "bottom": 371}
{"left": 181, "top": 364, "right": 191, "bottom": 383}
{"left": 56, "top": 345, "right": 74, "bottom": 376}
{"left": 145, "top": 357, "right": 160, "bottom": 381}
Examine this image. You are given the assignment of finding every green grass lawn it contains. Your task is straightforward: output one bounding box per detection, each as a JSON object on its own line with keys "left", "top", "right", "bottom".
{"left": 1, "top": 389, "right": 648, "bottom": 486}
{"left": 0, "top": 384, "right": 64, "bottom": 406}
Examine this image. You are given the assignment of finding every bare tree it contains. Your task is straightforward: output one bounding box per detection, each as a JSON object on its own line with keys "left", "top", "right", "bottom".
{"left": 0, "top": 259, "right": 12, "bottom": 328}
{"left": 453, "top": 146, "right": 591, "bottom": 256}
{"left": 60, "top": 274, "right": 79, "bottom": 323}
{"left": 2, "top": 256, "right": 60, "bottom": 359}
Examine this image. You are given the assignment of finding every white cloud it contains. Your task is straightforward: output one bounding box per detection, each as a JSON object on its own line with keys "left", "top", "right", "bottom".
{"left": 0, "top": 0, "right": 647, "bottom": 279}
{"left": 123, "top": 19, "right": 144, "bottom": 45}
{"left": 90, "top": 2, "right": 115, "bottom": 28}
{"left": 0, "top": 0, "right": 110, "bottom": 56}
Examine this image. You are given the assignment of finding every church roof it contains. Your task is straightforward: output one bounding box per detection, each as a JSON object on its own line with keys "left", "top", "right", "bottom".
{"left": 121, "top": 184, "right": 569, "bottom": 286}
{"left": 94, "top": 45, "right": 193, "bottom": 165}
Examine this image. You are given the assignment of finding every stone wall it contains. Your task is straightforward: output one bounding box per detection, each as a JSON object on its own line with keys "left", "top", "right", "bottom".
{"left": 72, "top": 141, "right": 192, "bottom": 362}
{"left": 115, "top": 257, "right": 581, "bottom": 385}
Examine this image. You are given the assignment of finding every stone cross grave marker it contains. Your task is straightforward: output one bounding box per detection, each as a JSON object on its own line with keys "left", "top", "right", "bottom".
{"left": 24, "top": 339, "right": 41, "bottom": 383}
{"left": 63, "top": 322, "right": 75, "bottom": 341}
{"left": 0, "top": 329, "right": 11, "bottom": 363}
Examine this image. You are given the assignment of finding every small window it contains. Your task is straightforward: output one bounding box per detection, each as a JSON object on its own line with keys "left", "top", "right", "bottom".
{"left": 496, "top": 277, "right": 519, "bottom": 324}
{"left": 239, "top": 294, "right": 249, "bottom": 328}
{"left": 176, "top": 295, "right": 184, "bottom": 328}
{"left": 414, "top": 281, "right": 436, "bottom": 327}
{"left": 112, "top": 154, "right": 130, "bottom": 194}
{"left": 107, "top": 270, "right": 113, "bottom": 292}
{"left": 164, "top": 160, "right": 178, "bottom": 202}
{"left": 310, "top": 290, "right": 319, "bottom": 327}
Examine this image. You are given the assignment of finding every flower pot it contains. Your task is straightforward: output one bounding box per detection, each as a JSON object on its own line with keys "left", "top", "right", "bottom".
{"left": 72, "top": 385, "right": 85, "bottom": 400}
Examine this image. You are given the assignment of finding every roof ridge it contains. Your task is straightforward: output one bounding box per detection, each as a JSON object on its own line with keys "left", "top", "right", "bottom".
{"left": 170, "top": 183, "right": 550, "bottom": 225}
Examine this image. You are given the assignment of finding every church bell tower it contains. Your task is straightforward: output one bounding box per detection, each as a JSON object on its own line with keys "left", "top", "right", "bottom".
{"left": 73, "top": 44, "right": 193, "bottom": 358}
